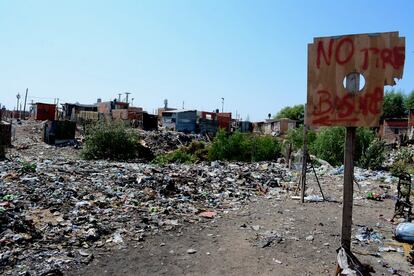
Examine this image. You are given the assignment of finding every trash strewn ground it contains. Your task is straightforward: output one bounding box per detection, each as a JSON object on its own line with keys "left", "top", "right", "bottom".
{"left": 1, "top": 121, "right": 414, "bottom": 275}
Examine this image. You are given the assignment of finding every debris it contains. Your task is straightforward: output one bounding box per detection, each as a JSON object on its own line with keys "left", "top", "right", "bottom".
{"left": 186, "top": 249, "right": 197, "bottom": 254}
{"left": 304, "top": 195, "right": 323, "bottom": 202}
{"left": 355, "top": 227, "right": 383, "bottom": 243}
{"left": 0, "top": 122, "right": 294, "bottom": 275}
{"left": 251, "top": 225, "right": 261, "bottom": 231}
{"left": 337, "top": 248, "right": 357, "bottom": 276}
{"left": 395, "top": 223, "right": 414, "bottom": 243}
{"left": 305, "top": 235, "right": 314, "bottom": 241}
{"left": 257, "top": 231, "right": 283, "bottom": 248}
{"left": 379, "top": 246, "right": 398, "bottom": 252}
{"left": 273, "top": 258, "right": 282, "bottom": 264}
{"left": 198, "top": 211, "right": 217, "bottom": 219}
{"left": 366, "top": 192, "right": 384, "bottom": 201}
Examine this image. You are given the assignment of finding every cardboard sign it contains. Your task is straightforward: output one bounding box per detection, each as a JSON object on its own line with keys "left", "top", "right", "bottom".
{"left": 307, "top": 32, "right": 405, "bottom": 127}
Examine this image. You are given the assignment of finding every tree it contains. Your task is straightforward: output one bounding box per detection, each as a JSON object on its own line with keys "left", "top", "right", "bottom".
{"left": 310, "top": 127, "right": 374, "bottom": 166}
{"left": 405, "top": 90, "right": 414, "bottom": 111}
{"left": 382, "top": 90, "right": 407, "bottom": 119}
{"left": 274, "top": 104, "right": 304, "bottom": 125}
{"left": 285, "top": 126, "right": 317, "bottom": 151}
{"left": 311, "top": 127, "right": 345, "bottom": 166}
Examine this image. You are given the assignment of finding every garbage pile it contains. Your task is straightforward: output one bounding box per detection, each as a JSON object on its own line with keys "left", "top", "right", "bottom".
{"left": 0, "top": 158, "right": 292, "bottom": 275}
{"left": 137, "top": 130, "right": 208, "bottom": 155}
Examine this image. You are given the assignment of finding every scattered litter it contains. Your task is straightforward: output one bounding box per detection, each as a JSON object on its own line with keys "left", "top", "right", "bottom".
{"left": 395, "top": 223, "right": 414, "bottom": 243}
{"left": 304, "top": 195, "right": 323, "bottom": 202}
{"left": 198, "top": 211, "right": 217, "bottom": 219}
{"left": 355, "top": 227, "right": 383, "bottom": 243}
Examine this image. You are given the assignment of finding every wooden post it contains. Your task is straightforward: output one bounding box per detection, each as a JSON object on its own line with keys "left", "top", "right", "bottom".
{"left": 341, "top": 127, "right": 356, "bottom": 250}
{"left": 300, "top": 104, "right": 308, "bottom": 203}
{"left": 341, "top": 74, "right": 359, "bottom": 251}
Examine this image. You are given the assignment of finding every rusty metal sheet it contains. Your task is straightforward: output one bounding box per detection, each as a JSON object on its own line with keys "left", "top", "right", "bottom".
{"left": 307, "top": 32, "right": 405, "bottom": 127}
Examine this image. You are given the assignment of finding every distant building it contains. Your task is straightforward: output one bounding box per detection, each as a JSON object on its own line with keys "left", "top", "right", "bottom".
{"left": 238, "top": 121, "right": 253, "bottom": 133}
{"left": 381, "top": 118, "right": 408, "bottom": 143}
{"left": 162, "top": 110, "right": 197, "bottom": 133}
{"left": 199, "top": 112, "right": 218, "bottom": 136}
{"left": 199, "top": 111, "right": 232, "bottom": 131}
{"left": 260, "top": 118, "right": 297, "bottom": 136}
{"left": 409, "top": 109, "right": 414, "bottom": 139}
{"left": 97, "top": 100, "right": 130, "bottom": 114}
{"left": 62, "top": 103, "right": 97, "bottom": 121}
{"left": 30, "top": 103, "right": 56, "bottom": 121}
{"left": 253, "top": 121, "right": 265, "bottom": 134}
{"left": 143, "top": 113, "right": 158, "bottom": 131}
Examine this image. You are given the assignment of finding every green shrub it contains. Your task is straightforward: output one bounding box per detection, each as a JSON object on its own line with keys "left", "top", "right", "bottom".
{"left": 311, "top": 127, "right": 375, "bottom": 166}
{"left": 355, "top": 127, "right": 375, "bottom": 163}
{"left": 285, "top": 126, "right": 317, "bottom": 151}
{"left": 395, "top": 148, "right": 414, "bottom": 164}
{"left": 153, "top": 149, "right": 196, "bottom": 165}
{"left": 208, "top": 129, "right": 281, "bottom": 162}
{"left": 153, "top": 141, "right": 208, "bottom": 165}
{"left": 81, "top": 122, "right": 153, "bottom": 160}
{"left": 19, "top": 161, "right": 36, "bottom": 173}
{"left": 311, "top": 127, "right": 346, "bottom": 166}
{"left": 358, "top": 138, "right": 386, "bottom": 170}
{"left": 186, "top": 141, "right": 209, "bottom": 161}
{"left": 390, "top": 160, "right": 409, "bottom": 176}
{"left": 251, "top": 135, "right": 281, "bottom": 162}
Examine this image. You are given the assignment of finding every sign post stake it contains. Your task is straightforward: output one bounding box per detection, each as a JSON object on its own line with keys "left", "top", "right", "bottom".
{"left": 341, "top": 126, "right": 355, "bottom": 251}
{"left": 300, "top": 105, "right": 308, "bottom": 203}
{"left": 341, "top": 72, "right": 361, "bottom": 251}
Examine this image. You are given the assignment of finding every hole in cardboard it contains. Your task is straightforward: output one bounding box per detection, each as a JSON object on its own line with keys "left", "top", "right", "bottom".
{"left": 343, "top": 73, "right": 365, "bottom": 93}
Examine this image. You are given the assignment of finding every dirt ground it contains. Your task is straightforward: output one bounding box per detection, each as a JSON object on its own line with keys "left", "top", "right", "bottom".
{"left": 68, "top": 191, "right": 410, "bottom": 276}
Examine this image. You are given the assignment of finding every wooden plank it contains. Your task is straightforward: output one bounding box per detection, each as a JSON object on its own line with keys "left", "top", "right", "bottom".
{"left": 307, "top": 32, "right": 405, "bottom": 127}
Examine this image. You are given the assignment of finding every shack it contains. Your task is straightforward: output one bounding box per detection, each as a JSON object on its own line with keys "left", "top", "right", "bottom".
{"left": 217, "top": 112, "right": 232, "bottom": 131}
{"left": 143, "top": 113, "right": 158, "bottom": 131}
{"left": 253, "top": 121, "right": 265, "bottom": 134}
{"left": 97, "top": 100, "right": 130, "bottom": 115}
{"left": 409, "top": 109, "right": 414, "bottom": 140}
{"left": 199, "top": 111, "right": 232, "bottom": 135}
{"left": 62, "top": 103, "right": 97, "bottom": 121}
{"left": 31, "top": 103, "right": 56, "bottom": 121}
{"left": 0, "top": 121, "right": 12, "bottom": 146}
{"left": 162, "top": 110, "right": 197, "bottom": 133}
{"left": 263, "top": 118, "right": 297, "bottom": 136}
{"left": 43, "top": 120, "right": 76, "bottom": 145}
{"left": 239, "top": 121, "right": 253, "bottom": 133}
{"left": 381, "top": 118, "right": 408, "bottom": 143}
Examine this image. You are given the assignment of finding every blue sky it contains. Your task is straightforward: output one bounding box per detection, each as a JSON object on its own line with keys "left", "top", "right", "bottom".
{"left": 1, "top": 0, "right": 413, "bottom": 121}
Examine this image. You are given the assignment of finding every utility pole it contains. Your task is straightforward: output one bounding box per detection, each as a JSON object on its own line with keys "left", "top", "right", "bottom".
{"left": 221, "top": 97, "right": 224, "bottom": 113}
{"left": 16, "top": 93, "right": 21, "bottom": 119}
{"left": 55, "top": 98, "right": 59, "bottom": 120}
{"left": 131, "top": 98, "right": 134, "bottom": 107}
{"left": 23, "top": 88, "right": 28, "bottom": 119}
{"left": 125, "top": 92, "right": 131, "bottom": 103}
{"left": 118, "top": 93, "right": 122, "bottom": 102}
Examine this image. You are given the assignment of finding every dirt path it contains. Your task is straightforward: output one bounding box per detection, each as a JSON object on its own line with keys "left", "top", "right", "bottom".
{"left": 68, "top": 195, "right": 402, "bottom": 276}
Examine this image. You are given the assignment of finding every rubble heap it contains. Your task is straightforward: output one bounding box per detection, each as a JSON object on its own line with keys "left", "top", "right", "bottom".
{"left": 0, "top": 157, "right": 292, "bottom": 275}
{"left": 137, "top": 130, "right": 208, "bottom": 155}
